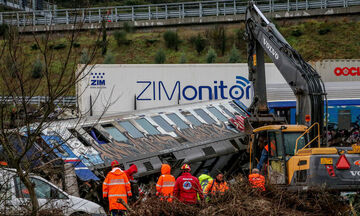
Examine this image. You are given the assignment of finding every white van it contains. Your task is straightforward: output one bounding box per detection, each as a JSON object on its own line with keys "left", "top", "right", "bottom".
{"left": 0, "top": 168, "right": 106, "bottom": 216}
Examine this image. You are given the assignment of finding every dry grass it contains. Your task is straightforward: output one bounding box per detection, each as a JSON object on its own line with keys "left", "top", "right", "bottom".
{"left": 130, "top": 176, "right": 349, "bottom": 216}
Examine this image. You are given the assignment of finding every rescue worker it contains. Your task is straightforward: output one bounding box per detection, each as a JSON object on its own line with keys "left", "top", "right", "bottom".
{"left": 198, "top": 169, "right": 213, "bottom": 191}
{"left": 257, "top": 137, "right": 276, "bottom": 172}
{"left": 156, "top": 164, "right": 175, "bottom": 202}
{"left": 124, "top": 164, "right": 140, "bottom": 203}
{"left": 174, "top": 164, "right": 204, "bottom": 204}
{"left": 197, "top": 170, "right": 213, "bottom": 201}
{"left": 204, "top": 172, "right": 229, "bottom": 197}
{"left": 248, "top": 168, "right": 266, "bottom": 191}
{"left": 103, "top": 160, "right": 132, "bottom": 216}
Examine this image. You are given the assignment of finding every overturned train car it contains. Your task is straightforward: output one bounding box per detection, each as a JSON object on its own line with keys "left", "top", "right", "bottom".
{"left": 41, "top": 99, "right": 249, "bottom": 181}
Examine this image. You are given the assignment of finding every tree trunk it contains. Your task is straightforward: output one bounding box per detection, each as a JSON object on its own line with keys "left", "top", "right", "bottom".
{"left": 64, "top": 163, "right": 80, "bottom": 197}
{"left": 17, "top": 168, "right": 39, "bottom": 216}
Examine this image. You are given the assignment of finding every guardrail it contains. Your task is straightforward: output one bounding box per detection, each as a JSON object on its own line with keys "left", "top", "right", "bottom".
{"left": 0, "top": 96, "right": 76, "bottom": 106}
{"left": 0, "top": 0, "right": 359, "bottom": 27}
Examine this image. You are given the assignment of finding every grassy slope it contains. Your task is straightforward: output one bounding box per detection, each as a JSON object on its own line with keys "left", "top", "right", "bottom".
{"left": 104, "top": 19, "right": 360, "bottom": 64}
{"left": 1, "top": 19, "right": 359, "bottom": 95}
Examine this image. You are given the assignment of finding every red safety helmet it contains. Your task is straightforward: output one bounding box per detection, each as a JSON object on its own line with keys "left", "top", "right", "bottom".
{"left": 181, "top": 164, "right": 191, "bottom": 172}
{"left": 111, "top": 160, "right": 120, "bottom": 167}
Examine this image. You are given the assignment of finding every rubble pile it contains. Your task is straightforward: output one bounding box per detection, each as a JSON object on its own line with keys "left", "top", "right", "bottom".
{"left": 131, "top": 176, "right": 348, "bottom": 216}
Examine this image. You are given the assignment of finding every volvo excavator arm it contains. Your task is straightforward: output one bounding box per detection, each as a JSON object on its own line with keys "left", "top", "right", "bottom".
{"left": 245, "top": 1, "right": 327, "bottom": 140}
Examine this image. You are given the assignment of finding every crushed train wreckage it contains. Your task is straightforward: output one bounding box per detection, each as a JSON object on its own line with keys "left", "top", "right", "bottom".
{"left": 36, "top": 99, "right": 249, "bottom": 186}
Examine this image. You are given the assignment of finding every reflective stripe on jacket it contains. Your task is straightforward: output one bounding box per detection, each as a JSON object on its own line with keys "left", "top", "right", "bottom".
{"left": 156, "top": 164, "right": 175, "bottom": 202}
{"left": 198, "top": 174, "right": 213, "bottom": 191}
{"left": 103, "top": 167, "right": 132, "bottom": 211}
{"left": 204, "top": 179, "right": 229, "bottom": 196}
{"left": 248, "top": 173, "right": 266, "bottom": 191}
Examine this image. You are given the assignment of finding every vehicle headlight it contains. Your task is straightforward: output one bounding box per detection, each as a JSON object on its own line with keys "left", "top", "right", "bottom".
{"left": 97, "top": 206, "right": 106, "bottom": 215}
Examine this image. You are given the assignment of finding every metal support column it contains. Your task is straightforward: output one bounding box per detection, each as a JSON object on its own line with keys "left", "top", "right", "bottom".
{"left": 165, "top": 4, "right": 168, "bottom": 19}
{"left": 269, "top": 0, "right": 271, "bottom": 12}
{"left": 233, "top": 0, "right": 236, "bottom": 15}
{"left": 287, "top": 0, "right": 290, "bottom": 11}
{"left": 82, "top": 9, "right": 84, "bottom": 22}
{"left": 182, "top": 4, "right": 184, "bottom": 18}
{"left": 199, "top": 2, "right": 202, "bottom": 18}
{"left": 115, "top": 8, "right": 118, "bottom": 22}
{"left": 223, "top": 2, "right": 226, "bottom": 15}
{"left": 216, "top": 2, "right": 219, "bottom": 16}
{"left": 149, "top": 6, "right": 151, "bottom": 20}
{"left": 131, "top": 6, "right": 134, "bottom": 21}
{"left": 66, "top": 10, "right": 69, "bottom": 24}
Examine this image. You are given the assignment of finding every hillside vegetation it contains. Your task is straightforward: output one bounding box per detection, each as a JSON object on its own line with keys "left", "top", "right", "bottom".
{"left": 0, "top": 18, "right": 359, "bottom": 95}
{"left": 84, "top": 19, "right": 360, "bottom": 64}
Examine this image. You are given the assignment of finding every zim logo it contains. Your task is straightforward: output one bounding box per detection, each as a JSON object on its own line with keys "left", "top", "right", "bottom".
{"left": 183, "top": 181, "right": 192, "bottom": 190}
{"left": 91, "top": 72, "right": 106, "bottom": 86}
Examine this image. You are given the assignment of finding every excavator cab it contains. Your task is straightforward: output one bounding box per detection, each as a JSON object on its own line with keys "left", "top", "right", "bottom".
{"left": 249, "top": 125, "right": 309, "bottom": 185}
{"left": 250, "top": 123, "right": 360, "bottom": 191}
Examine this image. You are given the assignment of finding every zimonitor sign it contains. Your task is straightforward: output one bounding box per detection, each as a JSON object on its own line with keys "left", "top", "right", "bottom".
{"left": 76, "top": 64, "right": 286, "bottom": 116}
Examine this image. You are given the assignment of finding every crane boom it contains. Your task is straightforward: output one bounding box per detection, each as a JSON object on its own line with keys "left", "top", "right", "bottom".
{"left": 245, "top": 1, "right": 327, "bottom": 140}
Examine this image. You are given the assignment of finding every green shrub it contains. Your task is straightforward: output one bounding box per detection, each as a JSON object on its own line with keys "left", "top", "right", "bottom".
{"left": 113, "top": 30, "right": 129, "bottom": 46}
{"left": 103, "top": 52, "right": 115, "bottom": 64}
{"left": 73, "top": 41, "right": 81, "bottom": 48}
{"left": 31, "top": 59, "right": 43, "bottom": 79}
{"left": 0, "top": 24, "right": 9, "bottom": 37}
{"left": 205, "top": 25, "right": 226, "bottom": 56}
{"left": 228, "top": 45, "right": 241, "bottom": 63}
{"left": 291, "top": 29, "right": 303, "bottom": 37}
{"left": 154, "top": 49, "right": 166, "bottom": 64}
{"left": 235, "top": 29, "right": 245, "bottom": 49}
{"left": 89, "top": 29, "right": 97, "bottom": 35}
{"left": 124, "top": 0, "right": 145, "bottom": 5}
{"left": 192, "top": 34, "right": 207, "bottom": 55}
{"left": 30, "top": 43, "right": 39, "bottom": 50}
{"left": 53, "top": 43, "right": 66, "bottom": 50}
{"left": 206, "top": 48, "right": 217, "bottom": 63}
{"left": 145, "top": 38, "right": 159, "bottom": 47}
{"left": 80, "top": 49, "right": 90, "bottom": 64}
{"left": 179, "top": 53, "right": 186, "bottom": 64}
{"left": 123, "top": 22, "right": 135, "bottom": 33}
{"left": 163, "top": 31, "right": 180, "bottom": 51}
{"left": 318, "top": 27, "right": 331, "bottom": 35}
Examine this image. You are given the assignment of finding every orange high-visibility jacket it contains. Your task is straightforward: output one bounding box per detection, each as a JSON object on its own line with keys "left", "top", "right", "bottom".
{"left": 103, "top": 167, "right": 132, "bottom": 211}
{"left": 248, "top": 173, "right": 266, "bottom": 191}
{"left": 204, "top": 179, "right": 229, "bottom": 196}
{"left": 156, "top": 164, "right": 175, "bottom": 202}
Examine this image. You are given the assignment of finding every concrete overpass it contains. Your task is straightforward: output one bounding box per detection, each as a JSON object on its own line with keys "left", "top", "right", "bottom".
{"left": 1, "top": 0, "right": 359, "bottom": 33}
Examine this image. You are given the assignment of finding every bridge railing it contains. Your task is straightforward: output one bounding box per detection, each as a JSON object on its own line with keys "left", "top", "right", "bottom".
{"left": 0, "top": 0, "right": 359, "bottom": 27}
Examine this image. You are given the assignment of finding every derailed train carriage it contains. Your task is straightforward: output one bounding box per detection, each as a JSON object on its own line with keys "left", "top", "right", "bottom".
{"left": 41, "top": 99, "right": 249, "bottom": 183}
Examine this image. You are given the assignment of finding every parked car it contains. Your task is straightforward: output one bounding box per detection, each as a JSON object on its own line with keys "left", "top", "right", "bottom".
{"left": 0, "top": 168, "right": 106, "bottom": 216}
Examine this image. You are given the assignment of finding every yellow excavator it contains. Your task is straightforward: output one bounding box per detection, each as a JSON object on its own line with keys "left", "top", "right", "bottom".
{"left": 245, "top": 1, "right": 360, "bottom": 191}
